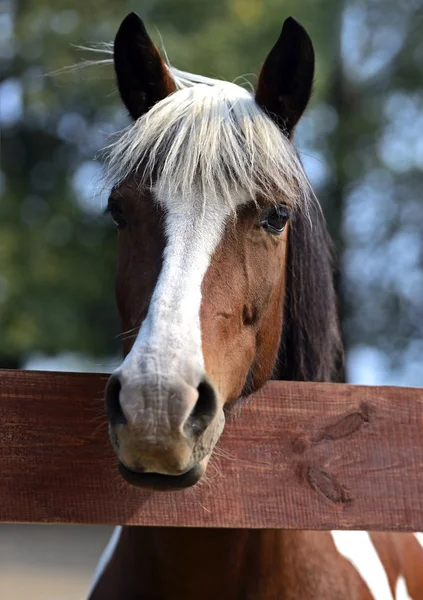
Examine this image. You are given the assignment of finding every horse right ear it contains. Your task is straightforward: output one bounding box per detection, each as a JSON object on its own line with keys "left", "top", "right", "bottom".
{"left": 255, "top": 17, "right": 314, "bottom": 136}
{"left": 113, "top": 12, "right": 176, "bottom": 120}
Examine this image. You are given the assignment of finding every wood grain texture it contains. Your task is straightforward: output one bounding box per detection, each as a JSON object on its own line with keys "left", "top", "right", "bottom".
{"left": 0, "top": 369, "right": 422, "bottom": 530}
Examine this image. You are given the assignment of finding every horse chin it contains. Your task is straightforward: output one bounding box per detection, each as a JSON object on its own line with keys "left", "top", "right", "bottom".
{"left": 118, "top": 459, "right": 207, "bottom": 491}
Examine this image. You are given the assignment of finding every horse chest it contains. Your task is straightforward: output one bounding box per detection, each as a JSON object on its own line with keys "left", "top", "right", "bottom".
{"left": 88, "top": 528, "right": 379, "bottom": 600}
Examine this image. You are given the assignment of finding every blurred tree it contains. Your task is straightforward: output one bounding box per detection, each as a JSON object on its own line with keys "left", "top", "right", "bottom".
{"left": 328, "top": 0, "right": 423, "bottom": 384}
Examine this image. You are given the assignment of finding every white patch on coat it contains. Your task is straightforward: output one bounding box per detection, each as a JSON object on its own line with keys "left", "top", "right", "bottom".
{"left": 395, "top": 576, "right": 411, "bottom": 600}
{"left": 87, "top": 526, "right": 122, "bottom": 597}
{"left": 331, "top": 531, "right": 394, "bottom": 600}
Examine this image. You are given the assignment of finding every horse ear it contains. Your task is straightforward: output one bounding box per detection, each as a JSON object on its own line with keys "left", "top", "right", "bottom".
{"left": 255, "top": 17, "right": 314, "bottom": 135}
{"left": 113, "top": 12, "right": 176, "bottom": 120}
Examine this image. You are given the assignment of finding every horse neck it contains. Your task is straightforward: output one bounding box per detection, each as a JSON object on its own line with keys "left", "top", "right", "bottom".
{"left": 114, "top": 526, "right": 295, "bottom": 599}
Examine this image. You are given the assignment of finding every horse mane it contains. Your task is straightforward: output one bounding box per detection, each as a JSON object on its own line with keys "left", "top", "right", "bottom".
{"left": 103, "top": 66, "right": 314, "bottom": 215}
{"left": 274, "top": 200, "right": 343, "bottom": 383}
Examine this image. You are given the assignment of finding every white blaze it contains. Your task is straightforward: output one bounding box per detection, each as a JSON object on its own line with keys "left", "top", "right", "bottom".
{"left": 116, "top": 190, "right": 247, "bottom": 416}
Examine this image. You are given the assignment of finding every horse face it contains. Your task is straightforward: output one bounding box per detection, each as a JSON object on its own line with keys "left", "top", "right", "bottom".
{"left": 104, "top": 13, "right": 314, "bottom": 490}
{"left": 106, "top": 183, "right": 289, "bottom": 487}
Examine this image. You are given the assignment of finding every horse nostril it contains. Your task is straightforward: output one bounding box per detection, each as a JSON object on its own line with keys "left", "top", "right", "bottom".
{"left": 105, "top": 374, "right": 127, "bottom": 426}
{"left": 185, "top": 379, "right": 218, "bottom": 437}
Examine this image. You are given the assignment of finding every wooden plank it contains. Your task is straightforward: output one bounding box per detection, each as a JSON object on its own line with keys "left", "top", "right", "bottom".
{"left": 0, "top": 369, "right": 422, "bottom": 530}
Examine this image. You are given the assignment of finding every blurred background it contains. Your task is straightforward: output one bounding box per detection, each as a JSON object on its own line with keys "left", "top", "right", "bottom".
{"left": 1, "top": 0, "right": 422, "bottom": 598}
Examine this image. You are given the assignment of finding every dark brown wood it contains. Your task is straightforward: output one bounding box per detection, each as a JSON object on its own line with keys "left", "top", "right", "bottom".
{"left": 0, "top": 369, "right": 422, "bottom": 530}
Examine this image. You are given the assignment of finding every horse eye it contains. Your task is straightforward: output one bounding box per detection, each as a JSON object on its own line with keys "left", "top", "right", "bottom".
{"left": 105, "top": 202, "right": 127, "bottom": 229}
{"left": 260, "top": 205, "right": 290, "bottom": 235}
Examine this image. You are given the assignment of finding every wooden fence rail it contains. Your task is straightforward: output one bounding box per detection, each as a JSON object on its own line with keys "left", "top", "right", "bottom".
{"left": 0, "top": 369, "right": 422, "bottom": 530}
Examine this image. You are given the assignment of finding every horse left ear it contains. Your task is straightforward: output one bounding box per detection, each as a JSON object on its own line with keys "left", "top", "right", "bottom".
{"left": 113, "top": 12, "right": 176, "bottom": 120}
{"left": 255, "top": 17, "right": 315, "bottom": 136}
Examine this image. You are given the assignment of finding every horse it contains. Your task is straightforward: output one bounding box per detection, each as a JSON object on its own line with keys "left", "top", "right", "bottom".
{"left": 88, "top": 13, "right": 423, "bottom": 599}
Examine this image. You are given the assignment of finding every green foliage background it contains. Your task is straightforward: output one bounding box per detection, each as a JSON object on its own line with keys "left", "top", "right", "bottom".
{"left": 1, "top": 0, "right": 423, "bottom": 383}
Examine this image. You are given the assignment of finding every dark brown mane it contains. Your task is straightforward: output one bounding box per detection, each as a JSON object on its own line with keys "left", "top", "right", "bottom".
{"left": 274, "top": 200, "right": 343, "bottom": 383}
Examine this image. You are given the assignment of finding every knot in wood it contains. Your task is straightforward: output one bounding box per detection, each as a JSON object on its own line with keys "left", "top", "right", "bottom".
{"left": 306, "top": 466, "right": 352, "bottom": 504}
{"left": 312, "top": 404, "right": 372, "bottom": 444}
